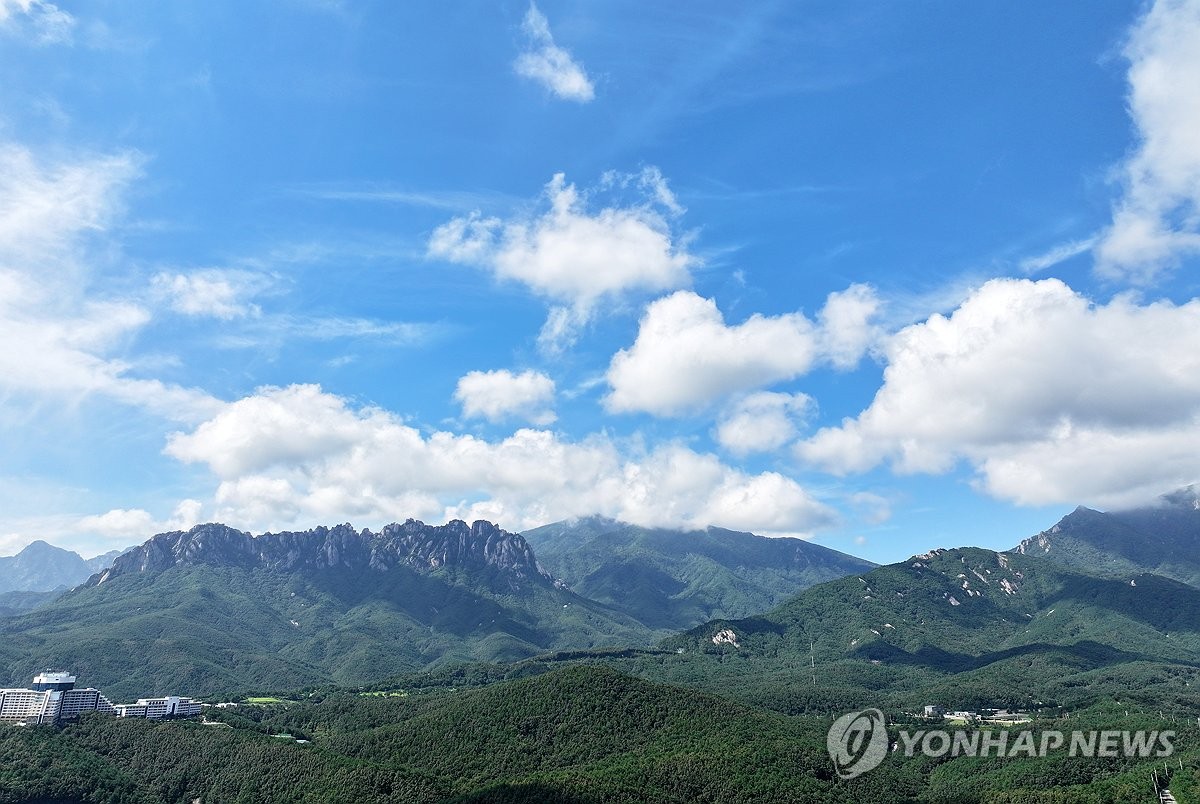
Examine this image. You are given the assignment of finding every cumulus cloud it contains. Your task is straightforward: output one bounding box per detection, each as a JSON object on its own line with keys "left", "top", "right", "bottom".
{"left": 817, "top": 283, "right": 883, "bottom": 369}
{"left": 454, "top": 369, "right": 556, "bottom": 425}
{"left": 1095, "top": 0, "right": 1200, "bottom": 282}
{"left": 164, "top": 384, "right": 837, "bottom": 536}
{"left": 0, "top": 144, "right": 220, "bottom": 422}
{"left": 605, "top": 286, "right": 879, "bottom": 416}
{"left": 715, "top": 392, "right": 813, "bottom": 455}
{"left": 797, "top": 277, "right": 1200, "bottom": 508}
{"left": 0, "top": 0, "right": 75, "bottom": 44}
{"left": 513, "top": 3, "right": 594, "bottom": 102}
{"left": 151, "top": 269, "right": 270, "bottom": 319}
{"left": 78, "top": 499, "right": 202, "bottom": 544}
{"left": 429, "top": 169, "right": 695, "bottom": 351}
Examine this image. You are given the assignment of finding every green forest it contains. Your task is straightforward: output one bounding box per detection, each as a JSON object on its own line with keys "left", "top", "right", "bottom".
{"left": 1, "top": 660, "right": 1197, "bottom": 804}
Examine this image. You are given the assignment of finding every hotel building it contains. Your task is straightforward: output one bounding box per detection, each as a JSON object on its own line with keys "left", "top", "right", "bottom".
{"left": 116, "top": 696, "right": 202, "bottom": 719}
{"left": 0, "top": 671, "right": 199, "bottom": 724}
{"left": 0, "top": 671, "right": 116, "bottom": 725}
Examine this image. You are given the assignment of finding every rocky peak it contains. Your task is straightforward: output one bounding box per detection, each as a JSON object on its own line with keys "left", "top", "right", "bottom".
{"left": 372, "top": 519, "right": 544, "bottom": 579}
{"left": 94, "top": 519, "right": 550, "bottom": 591}
{"left": 1014, "top": 506, "right": 1106, "bottom": 555}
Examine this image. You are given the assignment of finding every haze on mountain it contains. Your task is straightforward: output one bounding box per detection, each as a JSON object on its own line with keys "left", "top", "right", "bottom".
{"left": 0, "top": 541, "right": 96, "bottom": 595}
{"left": 1014, "top": 484, "right": 1200, "bottom": 588}
{"left": 0, "top": 541, "right": 128, "bottom": 617}
{"left": 523, "top": 515, "right": 874, "bottom": 629}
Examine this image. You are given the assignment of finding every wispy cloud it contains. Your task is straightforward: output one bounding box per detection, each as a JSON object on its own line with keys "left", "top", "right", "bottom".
{"left": 151, "top": 269, "right": 274, "bottom": 320}
{"left": 283, "top": 183, "right": 519, "bottom": 212}
{"left": 211, "top": 315, "right": 441, "bottom": 351}
{"left": 513, "top": 3, "right": 595, "bottom": 102}
{"left": 0, "top": 143, "right": 221, "bottom": 423}
{"left": 0, "top": 0, "right": 75, "bottom": 45}
{"left": 1018, "top": 235, "right": 1098, "bottom": 275}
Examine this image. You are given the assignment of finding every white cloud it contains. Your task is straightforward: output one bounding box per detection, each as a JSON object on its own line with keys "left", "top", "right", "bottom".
{"left": 604, "top": 292, "right": 815, "bottom": 416}
{"left": 605, "top": 286, "right": 878, "bottom": 416}
{"left": 0, "top": 0, "right": 75, "bottom": 44}
{"left": 1018, "top": 236, "right": 1098, "bottom": 275}
{"left": 0, "top": 144, "right": 220, "bottom": 422}
{"left": 77, "top": 499, "right": 202, "bottom": 543}
{"left": 849, "top": 491, "right": 893, "bottom": 526}
{"left": 715, "top": 392, "right": 813, "bottom": 455}
{"left": 454, "top": 369, "right": 557, "bottom": 426}
{"left": 818, "top": 283, "right": 882, "bottom": 369}
{"left": 514, "top": 3, "right": 595, "bottom": 102}
{"left": 147, "top": 269, "right": 436, "bottom": 351}
{"left": 797, "top": 277, "right": 1200, "bottom": 508}
{"left": 151, "top": 269, "right": 269, "bottom": 319}
{"left": 535, "top": 304, "right": 590, "bottom": 354}
{"left": 164, "top": 384, "right": 837, "bottom": 536}
{"left": 1095, "top": 0, "right": 1200, "bottom": 282}
{"left": 0, "top": 144, "right": 134, "bottom": 268}
{"left": 429, "top": 170, "right": 695, "bottom": 351}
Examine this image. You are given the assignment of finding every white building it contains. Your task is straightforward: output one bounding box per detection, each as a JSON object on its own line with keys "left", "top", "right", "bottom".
{"left": 116, "top": 695, "right": 203, "bottom": 719}
{"left": 0, "top": 671, "right": 116, "bottom": 724}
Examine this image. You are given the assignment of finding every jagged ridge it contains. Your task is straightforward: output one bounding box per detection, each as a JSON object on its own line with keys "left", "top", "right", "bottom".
{"left": 95, "top": 519, "right": 550, "bottom": 591}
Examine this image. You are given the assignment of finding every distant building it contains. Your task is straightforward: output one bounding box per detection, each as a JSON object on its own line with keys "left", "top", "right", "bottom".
{"left": 0, "top": 671, "right": 198, "bottom": 724}
{"left": 945, "top": 710, "right": 979, "bottom": 723}
{"left": 923, "top": 705, "right": 945, "bottom": 718}
{"left": 0, "top": 671, "right": 116, "bottom": 725}
{"left": 116, "top": 696, "right": 202, "bottom": 719}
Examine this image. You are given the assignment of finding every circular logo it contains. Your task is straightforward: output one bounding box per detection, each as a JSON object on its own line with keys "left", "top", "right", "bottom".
{"left": 827, "top": 708, "right": 889, "bottom": 779}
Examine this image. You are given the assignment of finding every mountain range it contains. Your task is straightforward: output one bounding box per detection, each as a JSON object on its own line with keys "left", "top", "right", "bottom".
{"left": 0, "top": 520, "right": 638, "bottom": 699}
{"left": 2, "top": 489, "right": 1199, "bottom": 706}
{"left": 0, "top": 517, "right": 874, "bottom": 699}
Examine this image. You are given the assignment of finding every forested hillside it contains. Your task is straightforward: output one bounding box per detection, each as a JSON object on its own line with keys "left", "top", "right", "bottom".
{"left": 523, "top": 516, "right": 874, "bottom": 630}
{"left": 1, "top": 664, "right": 1195, "bottom": 803}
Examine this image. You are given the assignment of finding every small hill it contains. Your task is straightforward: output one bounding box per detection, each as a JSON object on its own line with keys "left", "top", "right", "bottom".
{"left": 522, "top": 516, "right": 874, "bottom": 630}
{"left": 1014, "top": 485, "right": 1200, "bottom": 587}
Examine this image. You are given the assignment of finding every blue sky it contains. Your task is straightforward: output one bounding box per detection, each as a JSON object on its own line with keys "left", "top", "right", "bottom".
{"left": 2, "top": 0, "right": 1199, "bottom": 563}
